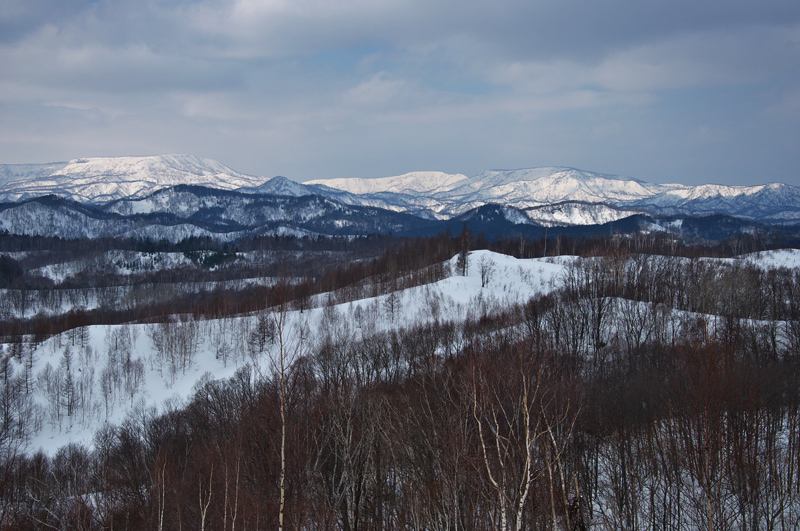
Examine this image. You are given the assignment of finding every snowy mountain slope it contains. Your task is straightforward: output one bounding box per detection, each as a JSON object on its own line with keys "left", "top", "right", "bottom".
{"left": 0, "top": 197, "right": 134, "bottom": 239}
{"left": 444, "top": 167, "right": 669, "bottom": 205}
{"left": 306, "top": 171, "right": 470, "bottom": 196}
{"left": 0, "top": 162, "right": 70, "bottom": 184}
{"left": 108, "top": 186, "right": 435, "bottom": 235}
{"left": 631, "top": 182, "right": 800, "bottom": 221}
{"left": 304, "top": 167, "right": 670, "bottom": 217}
{"left": 522, "top": 202, "right": 644, "bottom": 227}
{"left": 0, "top": 186, "right": 435, "bottom": 241}
{"left": 237, "top": 176, "right": 317, "bottom": 197}
{"left": 303, "top": 186, "right": 447, "bottom": 220}
{"left": 2, "top": 188, "right": 791, "bottom": 244}
{"left": 0, "top": 197, "right": 254, "bottom": 242}
{"left": 305, "top": 166, "right": 800, "bottom": 223}
{"left": 0, "top": 155, "right": 268, "bottom": 203}
{"left": 3, "top": 155, "right": 799, "bottom": 225}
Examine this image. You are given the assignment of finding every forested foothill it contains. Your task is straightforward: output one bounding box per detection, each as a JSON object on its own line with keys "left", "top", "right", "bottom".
{"left": 0, "top": 227, "right": 799, "bottom": 530}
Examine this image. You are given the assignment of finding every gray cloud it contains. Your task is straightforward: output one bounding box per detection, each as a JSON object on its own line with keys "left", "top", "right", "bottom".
{"left": 1, "top": 0, "right": 799, "bottom": 186}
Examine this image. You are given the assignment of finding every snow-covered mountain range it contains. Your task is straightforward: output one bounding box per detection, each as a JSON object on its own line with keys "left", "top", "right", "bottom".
{"left": 306, "top": 167, "right": 800, "bottom": 223}
{"left": 1, "top": 156, "right": 799, "bottom": 235}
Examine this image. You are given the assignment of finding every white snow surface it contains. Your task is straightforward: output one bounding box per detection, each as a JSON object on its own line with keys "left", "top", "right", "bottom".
{"left": 8, "top": 251, "right": 564, "bottom": 456}
{"left": 305, "top": 171, "right": 470, "bottom": 196}
{"left": 304, "top": 166, "right": 790, "bottom": 209}
{"left": 305, "top": 166, "right": 800, "bottom": 222}
{"left": 306, "top": 167, "right": 666, "bottom": 211}
{"left": 5, "top": 248, "right": 799, "bottom": 456}
{"left": 3, "top": 157, "right": 799, "bottom": 225}
{"left": 0, "top": 155, "right": 268, "bottom": 203}
{"left": 524, "top": 203, "right": 642, "bottom": 227}
{"left": 449, "top": 168, "right": 669, "bottom": 204}
{"left": 739, "top": 248, "right": 800, "bottom": 270}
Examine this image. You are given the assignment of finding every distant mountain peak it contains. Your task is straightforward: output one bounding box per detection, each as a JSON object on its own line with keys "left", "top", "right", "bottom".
{"left": 0, "top": 155, "right": 269, "bottom": 203}
{"left": 238, "top": 175, "right": 316, "bottom": 197}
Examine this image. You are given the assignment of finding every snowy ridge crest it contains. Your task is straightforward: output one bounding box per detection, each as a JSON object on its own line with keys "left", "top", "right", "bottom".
{"left": 0, "top": 155, "right": 269, "bottom": 203}
{"left": 305, "top": 166, "right": 800, "bottom": 223}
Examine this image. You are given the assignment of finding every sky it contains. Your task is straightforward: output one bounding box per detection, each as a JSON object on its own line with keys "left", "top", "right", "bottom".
{"left": 1, "top": 0, "right": 799, "bottom": 187}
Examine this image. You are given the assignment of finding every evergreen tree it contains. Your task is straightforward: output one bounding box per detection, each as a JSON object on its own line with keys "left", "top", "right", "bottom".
{"left": 456, "top": 223, "right": 473, "bottom": 276}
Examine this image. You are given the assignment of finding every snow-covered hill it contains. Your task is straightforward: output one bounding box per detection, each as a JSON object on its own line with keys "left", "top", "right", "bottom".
{"left": 8, "top": 247, "right": 800, "bottom": 456}
{"left": 0, "top": 155, "right": 268, "bottom": 203}
{"left": 3, "top": 250, "right": 567, "bottom": 455}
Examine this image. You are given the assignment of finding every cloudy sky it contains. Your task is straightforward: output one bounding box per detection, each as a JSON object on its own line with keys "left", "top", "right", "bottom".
{"left": 1, "top": 0, "right": 799, "bottom": 186}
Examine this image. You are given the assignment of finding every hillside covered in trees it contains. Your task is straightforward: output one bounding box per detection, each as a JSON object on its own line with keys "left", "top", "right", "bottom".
{"left": 0, "top": 230, "right": 798, "bottom": 529}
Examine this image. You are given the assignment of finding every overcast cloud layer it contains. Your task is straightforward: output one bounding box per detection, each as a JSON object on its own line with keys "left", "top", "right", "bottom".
{"left": 1, "top": 0, "right": 799, "bottom": 186}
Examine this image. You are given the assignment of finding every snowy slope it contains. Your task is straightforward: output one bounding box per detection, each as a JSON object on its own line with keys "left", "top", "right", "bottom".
{"left": 0, "top": 187, "right": 434, "bottom": 241}
{"left": 305, "top": 167, "right": 668, "bottom": 217}
{"left": 3, "top": 156, "right": 800, "bottom": 225}
{"left": 11, "top": 250, "right": 567, "bottom": 455}
{"left": 0, "top": 155, "right": 268, "bottom": 203}
{"left": 523, "top": 202, "right": 643, "bottom": 227}
{"left": 6, "top": 248, "right": 799, "bottom": 456}
{"left": 238, "top": 176, "right": 317, "bottom": 197}
{"left": 631, "top": 181, "right": 800, "bottom": 221}
{"left": 739, "top": 248, "right": 800, "bottom": 270}
{"left": 306, "top": 171, "right": 469, "bottom": 195}
{"left": 447, "top": 167, "right": 668, "bottom": 205}
{"left": 304, "top": 167, "right": 800, "bottom": 223}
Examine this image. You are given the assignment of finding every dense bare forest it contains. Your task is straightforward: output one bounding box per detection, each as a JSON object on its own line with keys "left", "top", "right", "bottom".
{"left": 0, "top": 230, "right": 799, "bottom": 530}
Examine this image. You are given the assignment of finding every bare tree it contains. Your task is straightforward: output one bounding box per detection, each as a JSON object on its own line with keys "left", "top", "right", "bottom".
{"left": 265, "top": 279, "right": 307, "bottom": 531}
{"left": 478, "top": 254, "right": 496, "bottom": 289}
{"left": 470, "top": 349, "right": 547, "bottom": 531}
